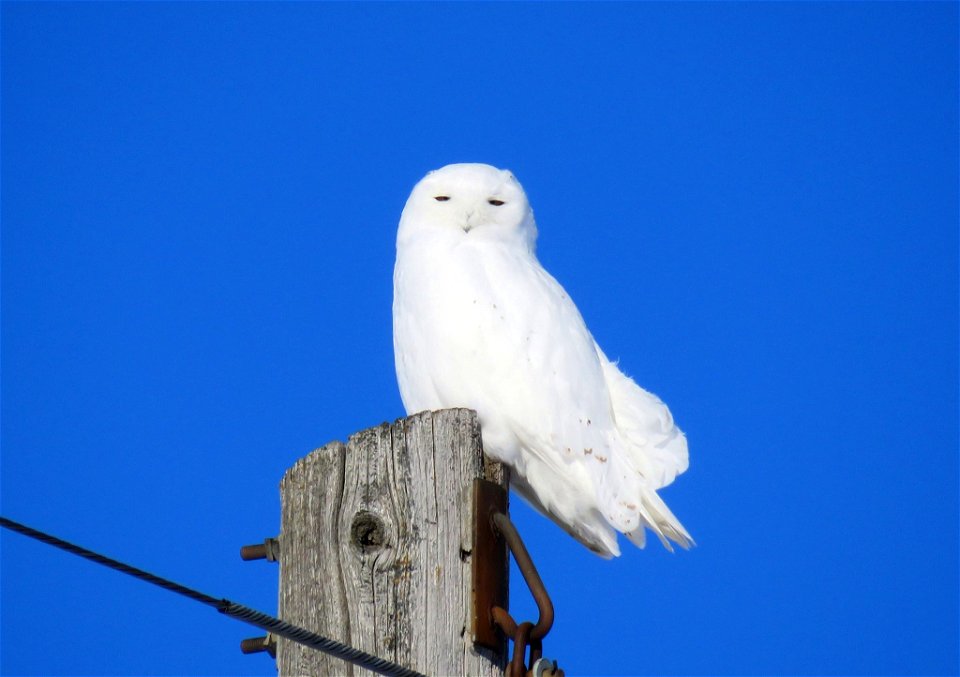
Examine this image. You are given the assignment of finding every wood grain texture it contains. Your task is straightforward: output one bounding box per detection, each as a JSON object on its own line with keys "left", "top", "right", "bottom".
{"left": 277, "top": 409, "right": 508, "bottom": 676}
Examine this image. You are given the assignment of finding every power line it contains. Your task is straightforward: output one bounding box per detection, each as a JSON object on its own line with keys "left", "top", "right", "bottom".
{"left": 0, "top": 516, "right": 426, "bottom": 677}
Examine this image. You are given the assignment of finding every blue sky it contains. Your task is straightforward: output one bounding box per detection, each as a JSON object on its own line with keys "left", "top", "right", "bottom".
{"left": 2, "top": 3, "right": 957, "bottom": 676}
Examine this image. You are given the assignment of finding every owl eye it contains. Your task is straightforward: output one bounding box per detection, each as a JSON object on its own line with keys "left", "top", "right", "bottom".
{"left": 434, "top": 196, "right": 450, "bottom": 202}
{"left": 488, "top": 199, "right": 505, "bottom": 206}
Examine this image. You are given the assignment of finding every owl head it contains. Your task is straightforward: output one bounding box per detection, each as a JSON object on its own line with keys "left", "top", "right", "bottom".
{"left": 398, "top": 163, "right": 537, "bottom": 251}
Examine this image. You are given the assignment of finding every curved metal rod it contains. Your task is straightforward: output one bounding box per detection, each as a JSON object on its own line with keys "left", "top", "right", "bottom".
{"left": 491, "top": 511, "right": 555, "bottom": 641}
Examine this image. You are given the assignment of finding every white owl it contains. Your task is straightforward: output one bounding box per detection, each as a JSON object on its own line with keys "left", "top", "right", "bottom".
{"left": 393, "top": 163, "right": 691, "bottom": 557}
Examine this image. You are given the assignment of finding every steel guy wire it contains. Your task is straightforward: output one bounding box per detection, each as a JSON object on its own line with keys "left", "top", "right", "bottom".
{"left": 0, "top": 516, "right": 426, "bottom": 677}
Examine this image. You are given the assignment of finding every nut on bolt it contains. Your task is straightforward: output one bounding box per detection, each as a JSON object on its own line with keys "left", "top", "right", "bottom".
{"left": 240, "top": 537, "right": 279, "bottom": 562}
{"left": 531, "top": 657, "right": 564, "bottom": 677}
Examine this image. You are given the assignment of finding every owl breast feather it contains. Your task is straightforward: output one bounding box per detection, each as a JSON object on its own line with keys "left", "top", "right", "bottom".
{"left": 394, "top": 236, "right": 614, "bottom": 467}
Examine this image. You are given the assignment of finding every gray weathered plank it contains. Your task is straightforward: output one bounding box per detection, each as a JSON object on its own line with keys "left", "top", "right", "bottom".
{"left": 277, "top": 409, "right": 508, "bottom": 676}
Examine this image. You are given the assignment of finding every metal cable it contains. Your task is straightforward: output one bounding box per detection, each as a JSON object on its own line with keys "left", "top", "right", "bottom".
{"left": 220, "top": 604, "right": 425, "bottom": 677}
{"left": 1, "top": 516, "right": 426, "bottom": 677}
{"left": 0, "top": 516, "right": 224, "bottom": 607}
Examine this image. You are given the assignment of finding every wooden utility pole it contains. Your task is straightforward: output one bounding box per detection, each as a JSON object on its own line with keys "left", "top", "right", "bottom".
{"left": 276, "top": 408, "right": 509, "bottom": 676}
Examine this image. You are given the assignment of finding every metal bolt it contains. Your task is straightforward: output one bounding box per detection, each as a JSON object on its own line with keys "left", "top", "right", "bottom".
{"left": 240, "top": 537, "right": 279, "bottom": 562}
{"left": 240, "top": 634, "right": 276, "bottom": 658}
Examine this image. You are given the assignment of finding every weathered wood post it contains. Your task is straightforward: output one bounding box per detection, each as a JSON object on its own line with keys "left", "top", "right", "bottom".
{"left": 276, "top": 408, "right": 508, "bottom": 676}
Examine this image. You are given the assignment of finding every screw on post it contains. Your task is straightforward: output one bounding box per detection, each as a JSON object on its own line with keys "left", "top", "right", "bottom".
{"left": 240, "top": 634, "right": 277, "bottom": 658}
{"left": 240, "top": 537, "right": 279, "bottom": 562}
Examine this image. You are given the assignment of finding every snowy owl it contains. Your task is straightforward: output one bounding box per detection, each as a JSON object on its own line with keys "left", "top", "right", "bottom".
{"left": 393, "top": 163, "right": 691, "bottom": 557}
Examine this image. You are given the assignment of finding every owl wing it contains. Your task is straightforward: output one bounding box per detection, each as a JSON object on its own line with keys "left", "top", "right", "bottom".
{"left": 394, "top": 239, "right": 690, "bottom": 553}
{"left": 460, "top": 256, "right": 692, "bottom": 552}
{"left": 595, "top": 346, "right": 689, "bottom": 491}
{"left": 464, "top": 253, "right": 629, "bottom": 555}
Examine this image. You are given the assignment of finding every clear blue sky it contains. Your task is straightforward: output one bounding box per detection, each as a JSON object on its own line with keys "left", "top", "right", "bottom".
{"left": 2, "top": 3, "right": 957, "bottom": 676}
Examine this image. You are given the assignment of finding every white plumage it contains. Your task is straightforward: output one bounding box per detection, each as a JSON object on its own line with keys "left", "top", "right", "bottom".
{"left": 392, "top": 163, "right": 691, "bottom": 557}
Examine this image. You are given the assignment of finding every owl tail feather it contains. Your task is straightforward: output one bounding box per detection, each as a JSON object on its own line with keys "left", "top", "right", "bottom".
{"left": 626, "top": 487, "right": 694, "bottom": 552}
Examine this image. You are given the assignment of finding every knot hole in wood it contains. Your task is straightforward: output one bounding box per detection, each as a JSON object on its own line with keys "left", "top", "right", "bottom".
{"left": 350, "top": 511, "right": 388, "bottom": 553}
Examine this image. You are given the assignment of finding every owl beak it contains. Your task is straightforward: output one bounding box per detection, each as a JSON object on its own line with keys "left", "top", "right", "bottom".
{"left": 463, "top": 210, "right": 481, "bottom": 233}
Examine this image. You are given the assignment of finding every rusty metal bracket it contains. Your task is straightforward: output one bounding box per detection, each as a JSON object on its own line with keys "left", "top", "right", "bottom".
{"left": 472, "top": 479, "right": 509, "bottom": 650}
{"left": 472, "top": 478, "right": 562, "bottom": 675}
